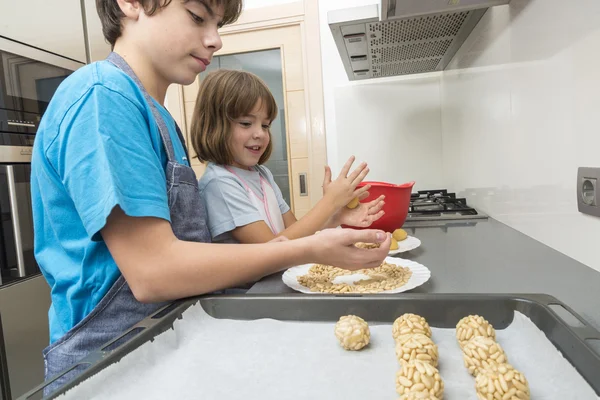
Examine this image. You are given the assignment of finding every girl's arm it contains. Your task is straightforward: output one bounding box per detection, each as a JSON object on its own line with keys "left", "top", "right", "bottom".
{"left": 232, "top": 156, "right": 370, "bottom": 243}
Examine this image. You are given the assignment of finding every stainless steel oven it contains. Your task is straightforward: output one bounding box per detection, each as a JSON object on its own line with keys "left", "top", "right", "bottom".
{"left": 0, "top": 37, "right": 81, "bottom": 285}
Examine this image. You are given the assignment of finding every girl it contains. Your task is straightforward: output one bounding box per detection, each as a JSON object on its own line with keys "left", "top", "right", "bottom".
{"left": 191, "top": 69, "right": 386, "bottom": 244}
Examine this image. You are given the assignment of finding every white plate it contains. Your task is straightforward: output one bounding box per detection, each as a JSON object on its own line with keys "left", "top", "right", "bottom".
{"left": 282, "top": 256, "right": 431, "bottom": 294}
{"left": 389, "top": 235, "right": 421, "bottom": 255}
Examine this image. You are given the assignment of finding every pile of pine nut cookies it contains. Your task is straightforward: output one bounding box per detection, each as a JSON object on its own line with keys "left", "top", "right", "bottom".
{"left": 332, "top": 313, "right": 531, "bottom": 399}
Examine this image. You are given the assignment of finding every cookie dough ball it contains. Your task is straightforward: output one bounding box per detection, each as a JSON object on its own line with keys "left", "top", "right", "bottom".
{"left": 456, "top": 315, "right": 496, "bottom": 347}
{"left": 475, "top": 363, "right": 530, "bottom": 400}
{"left": 334, "top": 315, "right": 370, "bottom": 351}
{"left": 398, "top": 391, "right": 439, "bottom": 400}
{"left": 393, "top": 314, "right": 432, "bottom": 339}
{"left": 395, "top": 333, "right": 439, "bottom": 367}
{"left": 390, "top": 237, "right": 399, "bottom": 250}
{"left": 396, "top": 360, "right": 444, "bottom": 399}
{"left": 393, "top": 228, "right": 408, "bottom": 241}
{"left": 354, "top": 242, "right": 380, "bottom": 249}
{"left": 462, "top": 336, "right": 508, "bottom": 376}
{"left": 346, "top": 197, "right": 359, "bottom": 209}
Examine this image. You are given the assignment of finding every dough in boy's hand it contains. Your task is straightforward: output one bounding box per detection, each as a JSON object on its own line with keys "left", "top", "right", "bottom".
{"left": 334, "top": 315, "right": 370, "bottom": 351}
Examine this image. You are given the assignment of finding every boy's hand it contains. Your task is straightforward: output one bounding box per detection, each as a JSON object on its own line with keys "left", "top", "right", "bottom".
{"left": 322, "top": 156, "right": 370, "bottom": 209}
{"left": 334, "top": 193, "right": 385, "bottom": 228}
{"left": 309, "top": 228, "right": 391, "bottom": 270}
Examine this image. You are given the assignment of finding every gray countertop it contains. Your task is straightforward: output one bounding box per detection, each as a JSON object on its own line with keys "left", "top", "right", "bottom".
{"left": 248, "top": 218, "right": 600, "bottom": 331}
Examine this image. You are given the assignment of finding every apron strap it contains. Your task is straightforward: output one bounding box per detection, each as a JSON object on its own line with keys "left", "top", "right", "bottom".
{"left": 106, "top": 52, "right": 177, "bottom": 162}
{"left": 224, "top": 166, "right": 281, "bottom": 234}
{"left": 174, "top": 124, "right": 191, "bottom": 163}
{"left": 224, "top": 166, "right": 255, "bottom": 195}
{"left": 259, "top": 178, "right": 280, "bottom": 235}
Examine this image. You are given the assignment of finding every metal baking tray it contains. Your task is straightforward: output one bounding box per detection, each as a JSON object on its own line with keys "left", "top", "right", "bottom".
{"left": 19, "top": 294, "right": 600, "bottom": 399}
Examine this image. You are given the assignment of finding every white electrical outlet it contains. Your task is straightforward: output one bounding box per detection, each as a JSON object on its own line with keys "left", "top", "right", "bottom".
{"left": 577, "top": 167, "right": 600, "bottom": 217}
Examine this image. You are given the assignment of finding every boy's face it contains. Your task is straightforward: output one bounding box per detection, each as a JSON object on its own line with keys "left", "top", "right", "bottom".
{"left": 137, "top": 0, "right": 224, "bottom": 86}
{"left": 229, "top": 101, "right": 272, "bottom": 169}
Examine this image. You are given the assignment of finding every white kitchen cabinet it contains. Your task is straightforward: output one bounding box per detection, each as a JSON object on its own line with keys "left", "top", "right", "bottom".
{"left": 0, "top": 0, "right": 87, "bottom": 63}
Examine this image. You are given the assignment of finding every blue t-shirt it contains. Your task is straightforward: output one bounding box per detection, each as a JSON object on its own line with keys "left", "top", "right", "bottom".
{"left": 31, "top": 60, "right": 189, "bottom": 344}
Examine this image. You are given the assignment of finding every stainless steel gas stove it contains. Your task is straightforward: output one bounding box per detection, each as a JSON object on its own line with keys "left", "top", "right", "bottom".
{"left": 407, "top": 189, "right": 488, "bottom": 222}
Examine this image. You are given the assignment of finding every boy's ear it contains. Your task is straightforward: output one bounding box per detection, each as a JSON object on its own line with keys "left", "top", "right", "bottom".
{"left": 116, "top": 0, "right": 144, "bottom": 20}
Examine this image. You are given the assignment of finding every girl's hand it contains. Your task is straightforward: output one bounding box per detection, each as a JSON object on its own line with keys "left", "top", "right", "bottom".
{"left": 322, "top": 156, "right": 370, "bottom": 209}
{"left": 335, "top": 194, "right": 385, "bottom": 228}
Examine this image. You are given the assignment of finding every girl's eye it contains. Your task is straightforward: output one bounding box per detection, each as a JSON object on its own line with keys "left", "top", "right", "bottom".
{"left": 262, "top": 125, "right": 270, "bottom": 129}
{"left": 240, "top": 122, "right": 251, "bottom": 127}
{"left": 188, "top": 11, "right": 204, "bottom": 24}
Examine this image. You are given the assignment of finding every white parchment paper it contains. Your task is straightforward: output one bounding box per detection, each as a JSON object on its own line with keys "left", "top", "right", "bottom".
{"left": 59, "top": 304, "right": 599, "bottom": 399}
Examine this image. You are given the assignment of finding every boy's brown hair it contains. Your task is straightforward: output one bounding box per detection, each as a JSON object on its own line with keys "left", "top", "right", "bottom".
{"left": 96, "top": 0, "right": 243, "bottom": 47}
{"left": 191, "top": 69, "right": 278, "bottom": 165}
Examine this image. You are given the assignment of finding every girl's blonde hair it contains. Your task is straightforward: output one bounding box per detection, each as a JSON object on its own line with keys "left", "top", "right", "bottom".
{"left": 190, "top": 69, "right": 278, "bottom": 165}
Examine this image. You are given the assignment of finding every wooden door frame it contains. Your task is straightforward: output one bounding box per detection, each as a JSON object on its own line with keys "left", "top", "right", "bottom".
{"left": 166, "top": 0, "right": 326, "bottom": 209}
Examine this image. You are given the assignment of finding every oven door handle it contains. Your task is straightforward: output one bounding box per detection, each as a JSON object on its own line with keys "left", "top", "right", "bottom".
{"left": 4, "top": 166, "right": 26, "bottom": 278}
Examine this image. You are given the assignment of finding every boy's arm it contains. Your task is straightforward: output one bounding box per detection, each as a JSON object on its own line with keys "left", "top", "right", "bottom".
{"left": 102, "top": 207, "right": 391, "bottom": 302}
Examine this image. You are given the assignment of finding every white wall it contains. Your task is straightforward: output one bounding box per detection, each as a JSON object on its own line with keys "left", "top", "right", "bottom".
{"left": 333, "top": 77, "right": 444, "bottom": 188}
{"left": 440, "top": 0, "right": 600, "bottom": 272}
{"left": 318, "top": 0, "right": 444, "bottom": 189}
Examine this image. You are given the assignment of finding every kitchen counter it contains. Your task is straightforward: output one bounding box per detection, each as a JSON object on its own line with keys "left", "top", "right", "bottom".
{"left": 248, "top": 218, "right": 600, "bottom": 331}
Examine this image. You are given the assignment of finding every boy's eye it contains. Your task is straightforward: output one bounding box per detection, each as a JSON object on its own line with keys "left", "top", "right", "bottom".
{"left": 188, "top": 11, "right": 204, "bottom": 24}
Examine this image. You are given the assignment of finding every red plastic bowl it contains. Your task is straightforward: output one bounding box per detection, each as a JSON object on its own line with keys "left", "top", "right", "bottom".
{"left": 341, "top": 181, "right": 415, "bottom": 233}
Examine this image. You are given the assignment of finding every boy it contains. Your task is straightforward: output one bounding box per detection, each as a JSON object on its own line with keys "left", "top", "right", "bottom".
{"left": 31, "top": 0, "right": 390, "bottom": 392}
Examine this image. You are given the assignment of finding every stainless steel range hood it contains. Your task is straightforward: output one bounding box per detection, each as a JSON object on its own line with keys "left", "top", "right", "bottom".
{"left": 328, "top": 0, "right": 510, "bottom": 81}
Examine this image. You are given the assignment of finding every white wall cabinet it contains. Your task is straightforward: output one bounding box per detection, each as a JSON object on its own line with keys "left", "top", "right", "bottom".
{"left": 0, "top": 0, "right": 87, "bottom": 63}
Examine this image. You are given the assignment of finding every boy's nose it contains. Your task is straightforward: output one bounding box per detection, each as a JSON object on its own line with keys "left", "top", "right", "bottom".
{"left": 204, "top": 28, "right": 223, "bottom": 52}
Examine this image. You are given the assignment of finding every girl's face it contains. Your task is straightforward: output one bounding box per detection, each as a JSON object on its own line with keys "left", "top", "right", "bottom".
{"left": 229, "top": 101, "right": 271, "bottom": 169}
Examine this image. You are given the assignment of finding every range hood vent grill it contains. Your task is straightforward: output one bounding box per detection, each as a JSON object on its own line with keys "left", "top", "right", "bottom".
{"left": 328, "top": 1, "right": 510, "bottom": 80}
